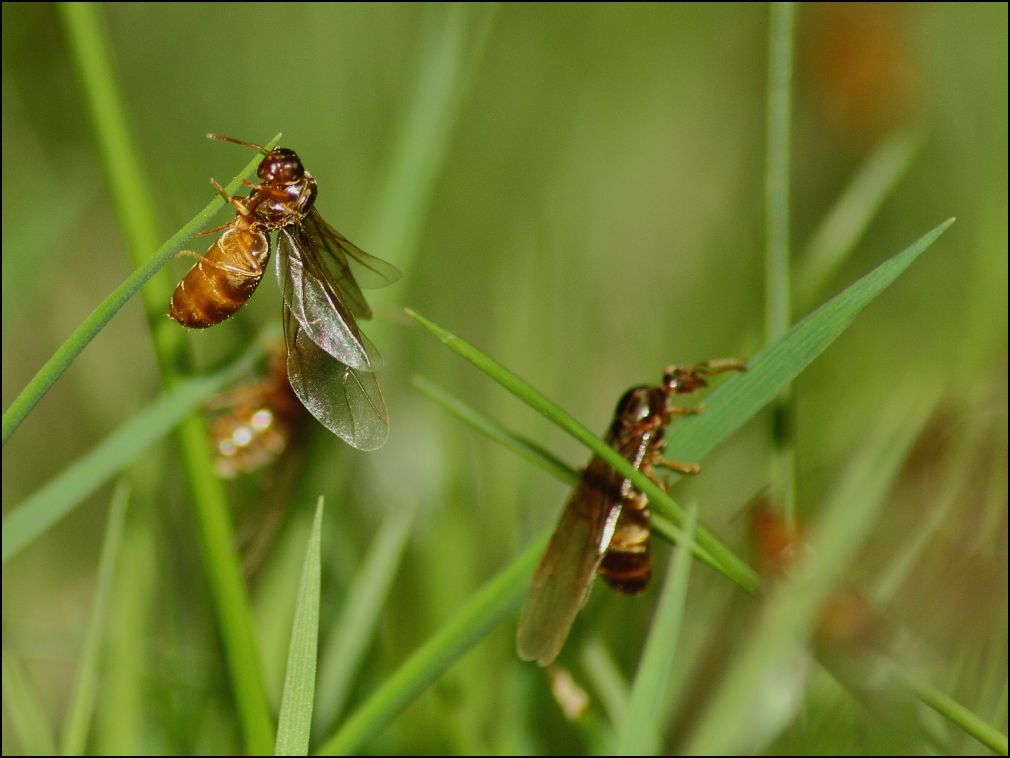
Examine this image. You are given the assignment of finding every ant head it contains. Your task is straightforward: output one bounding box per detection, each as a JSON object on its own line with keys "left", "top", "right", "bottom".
{"left": 662, "top": 366, "right": 708, "bottom": 395}
{"left": 256, "top": 147, "right": 305, "bottom": 184}
{"left": 205, "top": 134, "right": 305, "bottom": 184}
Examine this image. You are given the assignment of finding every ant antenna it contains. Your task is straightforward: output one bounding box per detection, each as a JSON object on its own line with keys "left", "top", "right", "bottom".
{"left": 206, "top": 133, "right": 270, "bottom": 155}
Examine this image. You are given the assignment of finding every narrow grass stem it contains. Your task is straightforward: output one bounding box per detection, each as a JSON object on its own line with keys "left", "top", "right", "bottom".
{"left": 58, "top": 4, "right": 274, "bottom": 751}
{"left": 765, "top": 1, "right": 796, "bottom": 525}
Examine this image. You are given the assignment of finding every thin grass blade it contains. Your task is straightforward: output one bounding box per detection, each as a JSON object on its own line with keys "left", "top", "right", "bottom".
{"left": 764, "top": 1, "right": 797, "bottom": 524}
{"left": 406, "top": 218, "right": 953, "bottom": 594}
{"left": 902, "top": 674, "right": 1009, "bottom": 756}
{"left": 315, "top": 537, "right": 547, "bottom": 755}
{"left": 3, "top": 344, "right": 262, "bottom": 564}
{"left": 362, "top": 3, "right": 498, "bottom": 279}
{"left": 0, "top": 138, "right": 276, "bottom": 446}
{"left": 579, "top": 639, "right": 631, "bottom": 728}
{"left": 60, "top": 482, "right": 130, "bottom": 756}
{"left": 2, "top": 652, "right": 57, "bottom": 755}
{"left": 411, "top": 373, "right": 723, "bottom": 572}
{"left": 276, "top": 498, "right": 325, "bottom": 756}
{"left": 314, "top": 505, "right": 416, "bottom": 736}
{"left": 616, "top": 505, "right": 699, "bottom": 755}
{"left": 798, "top": 130, "right": 922, "bottom": 303}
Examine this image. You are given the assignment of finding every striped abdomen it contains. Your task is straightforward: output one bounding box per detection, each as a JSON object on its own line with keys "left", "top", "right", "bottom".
{"left": 170, "top": 226, "right": 270, "bottom": 328}
{"left": 599, "top": 489, "right": 651, "bottom": 594}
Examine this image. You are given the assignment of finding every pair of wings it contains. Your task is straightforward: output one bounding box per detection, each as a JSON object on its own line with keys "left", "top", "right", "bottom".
{"left": 276, "top": 208, "right": 400, "bottom": 451}
{"left": 515, "top": 463, "right": 626, "bottom": 667}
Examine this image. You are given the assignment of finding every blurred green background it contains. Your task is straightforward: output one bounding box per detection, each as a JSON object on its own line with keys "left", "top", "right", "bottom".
{"left": 2, "top": 3, "right": 1006, "bottom": 755}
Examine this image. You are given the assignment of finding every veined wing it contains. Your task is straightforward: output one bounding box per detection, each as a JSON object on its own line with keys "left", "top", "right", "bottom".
{"left": 516, "top": 467, "right": 623, "bottom": 667}
{"left": 277, "top": 225, "right": 382, "bottom": 372}
{"left": 304, "top": 209, "right": 401, "bottom": 304}
{"left": 282, "top": 305, "right": 389, "bottom": 451}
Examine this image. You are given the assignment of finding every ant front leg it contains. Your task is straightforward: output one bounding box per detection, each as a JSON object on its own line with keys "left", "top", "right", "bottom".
{"left": 657, "top": 458, "right": 701, "bottom": 476}
{"left": 209, "top": 177, "right": 252, "bottom": 216}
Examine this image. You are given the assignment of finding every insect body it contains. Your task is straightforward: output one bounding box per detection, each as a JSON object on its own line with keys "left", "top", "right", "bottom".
{"left": 169, "top": 135, "right": 400, "bottom": 450}
{"left": 516, "top": 359, "right": 745, "bottom": 666}
{"left": 208, "top": 344, "right": 305, "bottom": 478}
{"left": 170, "top": 208, "right": 269, "bottom": 328}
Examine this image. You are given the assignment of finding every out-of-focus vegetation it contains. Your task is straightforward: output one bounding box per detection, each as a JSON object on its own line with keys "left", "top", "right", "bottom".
{"left": 2, "top": 3, "right": 1006, "bottom": 755}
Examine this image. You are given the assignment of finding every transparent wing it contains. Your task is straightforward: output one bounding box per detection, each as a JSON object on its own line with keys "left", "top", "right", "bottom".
{"left": 305, "top": 208, "right": 401, "bottom": 299}
{"left": 277, "top": 226, "right": 382, "bottom": 372}
{"left": 283, "top": 305, "right": 389, "bottom": 451}
{"left": 516, "top": 469, "right": 622, "bottom": 666}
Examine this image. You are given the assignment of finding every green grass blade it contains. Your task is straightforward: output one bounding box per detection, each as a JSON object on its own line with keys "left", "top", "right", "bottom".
{"left": 58, "top": 6, "right": 277, "bottom": 749}
{"left": 2, "top": 652, "right": 57, "bottom": 755}
{"left": 579, "top": 639, "right": 630, "bottom": 728}
{"left": 765, "top": 1, "right": 796, "bottom": 524}
{"left": 276, "top": 498, "right": 325, "bottom": 756}
{"left": 2, "top": 344, "right": 261, "bottom": 564}
{"left": 412, "top": 374, "right": 575, "bottom": 485}
{"left": 405, "top": 218, "right": 953, "bottom": 594}
{"left": 684, "top": 388, "right": 937, "bottom": 755}
{"left": 411, "top": 373, "right": 724, "bottom": 574}
{"left": 60, "top": 482, "right": 130, "bottom": 756}
{"left": 658, "top": 218, "right": 953, "bottom": 466}
{"left": 407, "top": 307, "right": 758, "bottom": 594}
{"left": 314, "top": 505, "right": 416, "bottom": 736}
{"left": 764, "top": 0, "right": 794, "bottom": 344}
{"left": 362, "top": 3, "right": 497, "bottom": 278}
{"left": 798, "top": 130, "right": 922, "bottom": 303}
{"left": 903, "top": 674, "right": 1009, "bottom": 756}
{"left": 316, "top": 537, "right": 547, "bottom": 756}
{"left": 59, "top": 1, "right": 163, "bottom": 304}
{"left": 0, "top": 139, "right": 272, "bottom": 446}
{"left": 616, "top": 506, "right": 699, "bottom": 755}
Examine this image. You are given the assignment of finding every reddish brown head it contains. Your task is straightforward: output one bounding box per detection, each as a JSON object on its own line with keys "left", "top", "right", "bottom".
{"left": 257, "top": 148, "right": 305, "bottom": 185}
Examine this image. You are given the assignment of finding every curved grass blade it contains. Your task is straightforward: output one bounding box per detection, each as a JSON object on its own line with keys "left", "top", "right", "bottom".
{"left": 58, "top": 9, "right": 277, "bottom": 747}
{"left": 661, "top": 218, "right": 953, "bottom": 466}
{"left": 411, "top": 373, "right": 723, "bottom": 573}
{"left": 0, "top": 136, "right": 277, "bottom": 446}
{"left": 615, "top": 505, "right": 699, "bottom": 755}
{"left": 275, "top": 498, "right": 324, "bottom": 756}
{"left": 903, "top": 674, "right": 1008, "bottom": 756}
{"left": 362, "top": 3, "right": 498, "bottom": 281}
{"left": 2, "top": 652, "right": 57, "bottom": 755}
{"left": 315, "top": 220, "right": 954, "bottom": 754}
{"left": 60, "top": 482, "right": 130, "bottom": 756}
{"left": 406, "top": 219, "right": 953, "bottom": 595}
{"left": 315, "top": 537, "right": 547, "bottom": 756}
{"left": 798, "top": 130, "right": 922, "bottom": 304}
{"left": 579, "top": 639, "right": 630, "bottom": 728}
{"left": 314, "top": 504, "right": 416, "bottom": 736}
{"left": 2, "top": 344, "right": 262, "bottom": 564}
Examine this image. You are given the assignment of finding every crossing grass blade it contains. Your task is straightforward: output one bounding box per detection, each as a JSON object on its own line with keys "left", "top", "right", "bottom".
{"left": 406, "top": 218, "right": 954, "bottom": 594}
{"left": 2, "top": 343, "right": 263, "bottom": 564}
{"left": 275, "top": 498, "right": 325, "bottom": 756}
{"left": 60, "top": 482, "right": 130, "bottom": 756}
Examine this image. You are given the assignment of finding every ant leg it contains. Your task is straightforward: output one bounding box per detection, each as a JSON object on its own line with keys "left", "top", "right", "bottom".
{"left": 689, "top": 358, "right": 748, "bottom": 377}
{"left": 194, "top": 222, "right": 233, "bottom": 238}
{"left": 656, "top": 458, "right": 701, "bottom": 476}
{"left": 209, "top": 177, "right": 251, "bottom": 216}
{"left": 670, "top": 406, "right": 702, "bottom": 418}
{"left": 175, "top": 250, "right": 262, "bottom": 278}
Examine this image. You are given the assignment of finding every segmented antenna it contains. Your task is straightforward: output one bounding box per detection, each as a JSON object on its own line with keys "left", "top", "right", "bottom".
{"left": 206, "top": 133, "right": 270, "bottom": 155}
